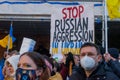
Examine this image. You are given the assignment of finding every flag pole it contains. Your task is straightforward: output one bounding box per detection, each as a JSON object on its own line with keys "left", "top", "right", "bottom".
{"left": 104, "top": 0, "right": 108, "bottom": 53}
{"left": 7, "top": 21, "right": 13, "bottom": 53}
{"left": 102, "top": 0, "right": 105, "bottom": 48}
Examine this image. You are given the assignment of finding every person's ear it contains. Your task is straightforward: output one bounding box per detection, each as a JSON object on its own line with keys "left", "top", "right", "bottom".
{"left": 97, "top": 54, "right": 102, "bottom": 62}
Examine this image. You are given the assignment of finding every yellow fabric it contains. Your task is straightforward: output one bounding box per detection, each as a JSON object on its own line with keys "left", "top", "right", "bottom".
{"left": 69, "top": 61, "right": 73, "bottom": 76}
{"left": 4, "top": 77, "right": 14, "bottom": 80}
{"left": 49, "top": 72, "right": 63, "bottom": 80}
{"left": 0, "top": 35, "right": 12, "bottom": 49}
{"left": 107, "top": 0, "right": 120, "bottom": 19}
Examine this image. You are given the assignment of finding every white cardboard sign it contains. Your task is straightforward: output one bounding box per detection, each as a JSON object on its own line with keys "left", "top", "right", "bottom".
{"left": 19, "top": 37, "right": 36, "bottom": 55}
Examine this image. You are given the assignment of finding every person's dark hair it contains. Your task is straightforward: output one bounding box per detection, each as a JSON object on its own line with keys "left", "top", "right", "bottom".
{"left": 108, "top": 48, "right": 119, "bottom": 59}
{"left": 80, "top": 42, "right": 101, "bottom": 54}
{"left": 65, "top": 52, "right": 75, "bottom": 68}
{"left": 35, "top": 45, "right": 51, "bottom": 57}
{"left": 20, "top": 52, "right": 46, "bottom": 70}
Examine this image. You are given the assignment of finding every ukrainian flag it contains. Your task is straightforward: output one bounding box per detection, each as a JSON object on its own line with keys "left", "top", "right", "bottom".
{"left": 0, "top": 23, "right": 16, "bottom": 49}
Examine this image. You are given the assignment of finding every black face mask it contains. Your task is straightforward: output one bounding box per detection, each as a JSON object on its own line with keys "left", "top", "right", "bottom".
{"left": 16, "top": 68, "right": 39, "bottom": 80}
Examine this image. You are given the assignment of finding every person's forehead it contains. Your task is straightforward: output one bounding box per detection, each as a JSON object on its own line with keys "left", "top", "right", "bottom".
{"left": 19, "top": 55, "right": 37, "bottom": 69}
{"left": 80, "top": 46, "right": 97, "bottom": 53}
{"left": 19, "top": 55, "right": 35, "bottom": 64}
{"left": 74, "top": 55, "right": 79, "bottom": 58}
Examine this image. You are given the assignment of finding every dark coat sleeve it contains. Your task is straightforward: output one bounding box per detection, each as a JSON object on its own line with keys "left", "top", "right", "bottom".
{"left": 69, "top": 72, "right": 82, "bottom": 80}
{"left": 108, "top": 60, "right": 120, "bottom": 78}
{"left": 105, "top": 71, "right": 120, "bottom": 80}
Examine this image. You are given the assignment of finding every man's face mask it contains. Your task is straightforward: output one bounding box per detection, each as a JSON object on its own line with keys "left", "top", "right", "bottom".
{"left": 80, "top": 55, "right": 96, "bottom": 71}
{"left": 16, "top": 68, "right": 38, "bottom": 80}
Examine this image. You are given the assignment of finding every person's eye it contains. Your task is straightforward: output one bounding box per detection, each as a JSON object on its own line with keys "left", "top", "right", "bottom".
{"left": 80, "top": 53, "right": 85, "bottom": 57}
{"left": 87, "top": 52, "right": 95, "bottom": 56}
{"left": 23, "top": 64, "right": 32, "bottom": 68}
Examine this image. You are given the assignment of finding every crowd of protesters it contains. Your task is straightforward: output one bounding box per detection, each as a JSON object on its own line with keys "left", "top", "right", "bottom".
{"left": 0, "top": 42, "right": 120, "bottom": 80}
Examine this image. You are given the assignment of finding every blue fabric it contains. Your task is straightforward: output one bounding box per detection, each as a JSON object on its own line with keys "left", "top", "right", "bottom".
{"left": 0, "top": 58, "right": 5, "bottom": 69}
{"left": 0, "top": 66, "right": 4, "bottom": 80}
{"left": 0, "top": 58, "right": 5, "bottom": 80}
{"left": 9, "top": 24, "right": 16, "bottom": 42}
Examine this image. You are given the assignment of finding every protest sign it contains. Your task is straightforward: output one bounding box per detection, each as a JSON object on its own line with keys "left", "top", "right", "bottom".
{"left": 50, "top": 3, "right": 94, "bottom": 54}
{"left": 19, "top": 37, "right": 36, "bottom": 55}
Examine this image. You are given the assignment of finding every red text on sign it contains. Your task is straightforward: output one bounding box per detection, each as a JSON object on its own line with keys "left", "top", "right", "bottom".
{"left": 62, "top": 5, "right": 84, "bottom": 19}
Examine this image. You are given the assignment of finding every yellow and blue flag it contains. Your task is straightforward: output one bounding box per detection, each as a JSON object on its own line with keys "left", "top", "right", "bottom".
{"left": 9, "top": 23, "right": 16, "bottom": 43}
{"left": 0, "top": 23, "right": 16, "bottom": 49}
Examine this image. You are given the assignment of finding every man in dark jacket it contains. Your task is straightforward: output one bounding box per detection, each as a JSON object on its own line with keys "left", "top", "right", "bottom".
{"left": 69, "top": 43, "right": 120, "bottom": 80}
{"left": 104, "top": 48, "right": 120, "bottom": 78}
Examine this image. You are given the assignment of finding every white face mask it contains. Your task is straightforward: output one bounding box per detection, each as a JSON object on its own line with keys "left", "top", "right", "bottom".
{"left": 119, "top": 60, "right": 120, "bottom": 63}
{"left": 80, "top": 55, "right": 96, "bottom": 71}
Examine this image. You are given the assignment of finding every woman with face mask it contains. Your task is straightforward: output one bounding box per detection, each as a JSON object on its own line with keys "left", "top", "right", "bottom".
{"left": 16, "top": 52, "right": 47, "bottom": 80}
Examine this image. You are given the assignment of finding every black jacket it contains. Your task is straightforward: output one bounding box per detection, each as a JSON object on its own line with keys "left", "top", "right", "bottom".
{"left": 107, "top": 60, "right": 120, "bottom": 78}
{"left": 69, "top": 61, "right": 120, "bottom": 80}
